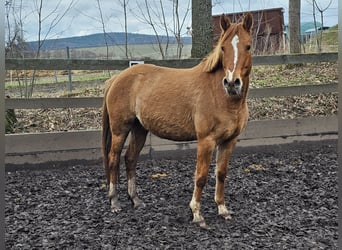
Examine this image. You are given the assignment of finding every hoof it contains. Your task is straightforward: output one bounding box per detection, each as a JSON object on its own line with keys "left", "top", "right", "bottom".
{"left": 133, "top": 198, "right": 146, "bottom": 209}
{"left": 134, "top": 201, "right": 146, "bottom": 209}
{"left": 219, "top": 213, "right": 232, "bottom": 220}
{"left": 217, "top": 205, "right": 233, "bottom": 220}
{"left": 198, "top": 220, "right": 209, "bottom": 229}
{"left": 192, "top": 220, "right": 212, "bottom": 230}
{"left": 110, "top": 199, "right": 122, "bottom": 213}
{"left": 111, "top": 206, "right": 122, "bottom": 213}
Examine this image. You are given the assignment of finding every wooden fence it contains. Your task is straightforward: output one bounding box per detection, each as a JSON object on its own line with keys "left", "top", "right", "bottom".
{"left": 5, "top": 53, "right": 338, "bottom": 166}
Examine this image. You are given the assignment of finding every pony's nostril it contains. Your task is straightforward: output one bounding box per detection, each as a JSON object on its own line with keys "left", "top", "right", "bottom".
{"left": 223, "top": 78, "right": 229, "bottom": 86}
{"left": 234, "top": 78, "right": 241, "bottom": 87}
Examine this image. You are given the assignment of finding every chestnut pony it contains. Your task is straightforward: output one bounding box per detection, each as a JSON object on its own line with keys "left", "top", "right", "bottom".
{"left": 102, "top": 13, "right": 253, "bottom": 227}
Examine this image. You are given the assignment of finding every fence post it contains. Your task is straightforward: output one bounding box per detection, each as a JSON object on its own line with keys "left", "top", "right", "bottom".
{"left": 66, "top": 47, "right": 72, "bottom": 93}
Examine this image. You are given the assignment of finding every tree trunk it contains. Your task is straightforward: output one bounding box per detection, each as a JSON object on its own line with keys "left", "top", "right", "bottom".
{"left": 123, "top": 0, "right": 128, "bottom": 58}
{"left": 289, "top": 0, "right": 301, "bottom": 53}
{"left": 191, "top": 0, "right": 212, "bottom": 58}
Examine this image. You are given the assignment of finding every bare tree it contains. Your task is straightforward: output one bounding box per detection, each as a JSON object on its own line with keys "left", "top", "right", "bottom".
{"left": 5, "top": 0, "right": 27, "bottom": 98}
{"left": 25, "top": 0, "right": 76, "bottom": 97}
{"left": 96, "top": 0, "right": 109, "bottom": 59}
{"left": 312, "top": 0, "right": 332, "bottom": 52}
{"left": 6, "top": 0, "right": 35, "bottom": 97}
{"left": 118, "top": 0, "right": 129, "bottom": 58}
{"left": 134, "top": 0, "right": 167, "bottom": 59}
{"left": 133, "top": 0, "right": 191, "bottom": 59}
{"left": 5, "top": 0, "right": 28, "bottom": 58}
{"left": 6, "top": 0, "right": 77, "bottom": 97}
{"left": 172, "top": 0, "right": 190, "bottom": 58}
{"left": 34, "top": 0, "right": 76, "bottom": 57}
{"left": 158, "top": 0, "right": 170, "bottom": 58}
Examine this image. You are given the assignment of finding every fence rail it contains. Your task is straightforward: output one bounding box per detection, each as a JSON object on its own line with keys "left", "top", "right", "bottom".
{"left": 5, "top": 52, "right": 337, "bottom": 70}
{"left": 4, "top": 83, "right": 337, "bottom": 109}
{"left": 4, "top": 52, "right": 338, "bottom": 166}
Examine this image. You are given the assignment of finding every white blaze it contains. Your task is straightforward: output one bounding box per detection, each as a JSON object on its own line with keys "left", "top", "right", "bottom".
{"left": 228, "top": 35, "right": 239, "bottom": 82}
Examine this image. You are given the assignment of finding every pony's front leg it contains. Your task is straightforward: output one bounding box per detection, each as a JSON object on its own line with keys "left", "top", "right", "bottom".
{"left": 215, "top": 138, "right": 238, "bottom": 220}
{"left": 189, "top": 137, "right": 216, "bottom": 228}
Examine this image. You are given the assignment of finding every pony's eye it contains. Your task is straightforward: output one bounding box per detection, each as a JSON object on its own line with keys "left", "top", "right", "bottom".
{"left": 221, "top": 46, "right": 225, "bottom": 52}
{"left": 246, "top": 45, "right": 251, "bottom": 51}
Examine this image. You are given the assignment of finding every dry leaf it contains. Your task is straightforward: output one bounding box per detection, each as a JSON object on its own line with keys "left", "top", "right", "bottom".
{"left": 151, "top": 173, "right": 168, "bottom": 179}
{"left": 244, "top": 164, "right": 266, "bottom": 174}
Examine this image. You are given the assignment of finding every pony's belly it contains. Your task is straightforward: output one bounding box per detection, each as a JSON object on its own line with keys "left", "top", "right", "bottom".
{"left": 151, "top": 128, "right": 197, "bottom": 142}
{"left": 137, "top": 115, "right": 197, "bottom": 142}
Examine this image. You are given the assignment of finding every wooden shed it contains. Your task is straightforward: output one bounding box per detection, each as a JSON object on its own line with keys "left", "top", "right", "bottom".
{"left": 213, "top": 8, "right": 285, "bottom": 54}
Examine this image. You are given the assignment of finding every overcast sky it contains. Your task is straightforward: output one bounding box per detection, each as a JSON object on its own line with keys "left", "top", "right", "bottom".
{"left": 6, "top": 0, "right": 338, "bottom": 42}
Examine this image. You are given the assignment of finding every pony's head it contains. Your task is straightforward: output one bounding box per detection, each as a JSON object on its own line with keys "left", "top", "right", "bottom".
{"left": 204, "top": 13, "right": 253, "bottom": 97}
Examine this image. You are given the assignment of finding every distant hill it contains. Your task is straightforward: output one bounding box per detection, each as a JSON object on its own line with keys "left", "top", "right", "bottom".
{"left": 27, "top": 32, "right": 192, "bottom": 51}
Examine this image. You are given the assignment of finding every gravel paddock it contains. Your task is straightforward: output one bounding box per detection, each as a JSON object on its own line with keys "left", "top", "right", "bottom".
{"left": 5, "top": 140, "right": 337, "bottom": 249}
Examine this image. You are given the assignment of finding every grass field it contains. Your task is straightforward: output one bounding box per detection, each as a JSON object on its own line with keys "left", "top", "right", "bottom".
{"left": 304, "top": 25, "right": 338, "bottom": 52}
{"left": 39, "top": 44, "right": 193, "bottom": 60}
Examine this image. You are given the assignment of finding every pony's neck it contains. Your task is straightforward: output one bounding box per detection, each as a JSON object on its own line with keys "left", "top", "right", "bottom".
{"left": 240, "top": 80, "right": 249, "bottom": 103}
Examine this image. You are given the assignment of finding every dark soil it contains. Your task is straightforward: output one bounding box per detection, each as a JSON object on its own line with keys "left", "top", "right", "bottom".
{"left": 5, "top": 141, "right": 337, "bottom": 249}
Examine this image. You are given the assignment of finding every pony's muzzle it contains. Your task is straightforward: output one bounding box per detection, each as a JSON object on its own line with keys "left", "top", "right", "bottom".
{"left": 223, "top": 78, "right": 242, "bottom": 96}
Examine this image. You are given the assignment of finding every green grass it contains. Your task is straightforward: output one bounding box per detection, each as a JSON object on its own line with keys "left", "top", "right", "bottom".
{"left": 304, "top": 25, "right": 338, "bottom": 52}
{"left": 5, "top": 71, "right": 111, "bottom": 88}
{"left": 323, "top": 25, "right": 338, "bottom": 45}
{"left": 39, "top": 44, "right": 193, "bottom": 60}
{"left": 251, "top": 62, "right": 337, "bottom": 88}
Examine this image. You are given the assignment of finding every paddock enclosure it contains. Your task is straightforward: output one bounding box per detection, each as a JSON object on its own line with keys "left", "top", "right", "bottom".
{"left": 5, "top": 53, "right": 338, "bottom": 248}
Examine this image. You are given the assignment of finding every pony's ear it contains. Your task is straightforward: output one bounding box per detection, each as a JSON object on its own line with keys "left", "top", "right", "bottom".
{"left": 220, "top": 14, "right": 231, "bottom": 32}
{"left": 243, "top": 13, "right": 253, "bottom": 32}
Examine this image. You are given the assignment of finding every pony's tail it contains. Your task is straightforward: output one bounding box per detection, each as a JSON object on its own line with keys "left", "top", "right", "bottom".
{"left": 102, "top": 81, "right": 112, "bottom": 186}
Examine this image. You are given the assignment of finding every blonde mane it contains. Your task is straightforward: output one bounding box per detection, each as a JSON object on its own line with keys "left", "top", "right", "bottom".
{"left": 202, "top": 43, "right": 223, "bottom": 72}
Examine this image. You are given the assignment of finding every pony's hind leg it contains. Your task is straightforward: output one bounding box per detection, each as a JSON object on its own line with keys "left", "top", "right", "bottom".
{"left": 125, "top": 120, "right": 148, "bottom": 209}
{"left": 108, "top": 131, "right": 130, "bottom": 212}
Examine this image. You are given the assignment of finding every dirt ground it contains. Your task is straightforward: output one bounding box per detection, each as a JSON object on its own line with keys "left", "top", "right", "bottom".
{"left": 5, "top": 140, "right": 337, "bottom": 249}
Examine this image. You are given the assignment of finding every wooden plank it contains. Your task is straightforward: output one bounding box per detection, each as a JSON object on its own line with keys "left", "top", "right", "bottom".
{"left": 5, "top": 53, "right": 337, "bottom": 70}
{"left": 4, "top": 58, "right": 201, "bottom": 70}
{"left": 241, "top": 116, "right": 337, "bottom": 139}
{"left": 146, "top": 58, "right": 202, "bottom": 68}
{"left": 249, "top": 82, "right": 337, "bottom": 98}
{"left": 5, "top": 116, "right": 337, "bottom": 155}
{"left": 5, "top": 130, "right": 101, "bottom": 154}
{"left": 150, "top": 116, "right": 338, "bottom": 146}
{"left": 5, "top": 83, "right": 337, "bottom": 109}
{"left": 252, "top": 52, "right": 338, "bottom": 65}
{"left": 5, "top": 59, "right": 130, "bottom": 71}
{"left": 5, "top": 97, "right": 103, "bottom": 109}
